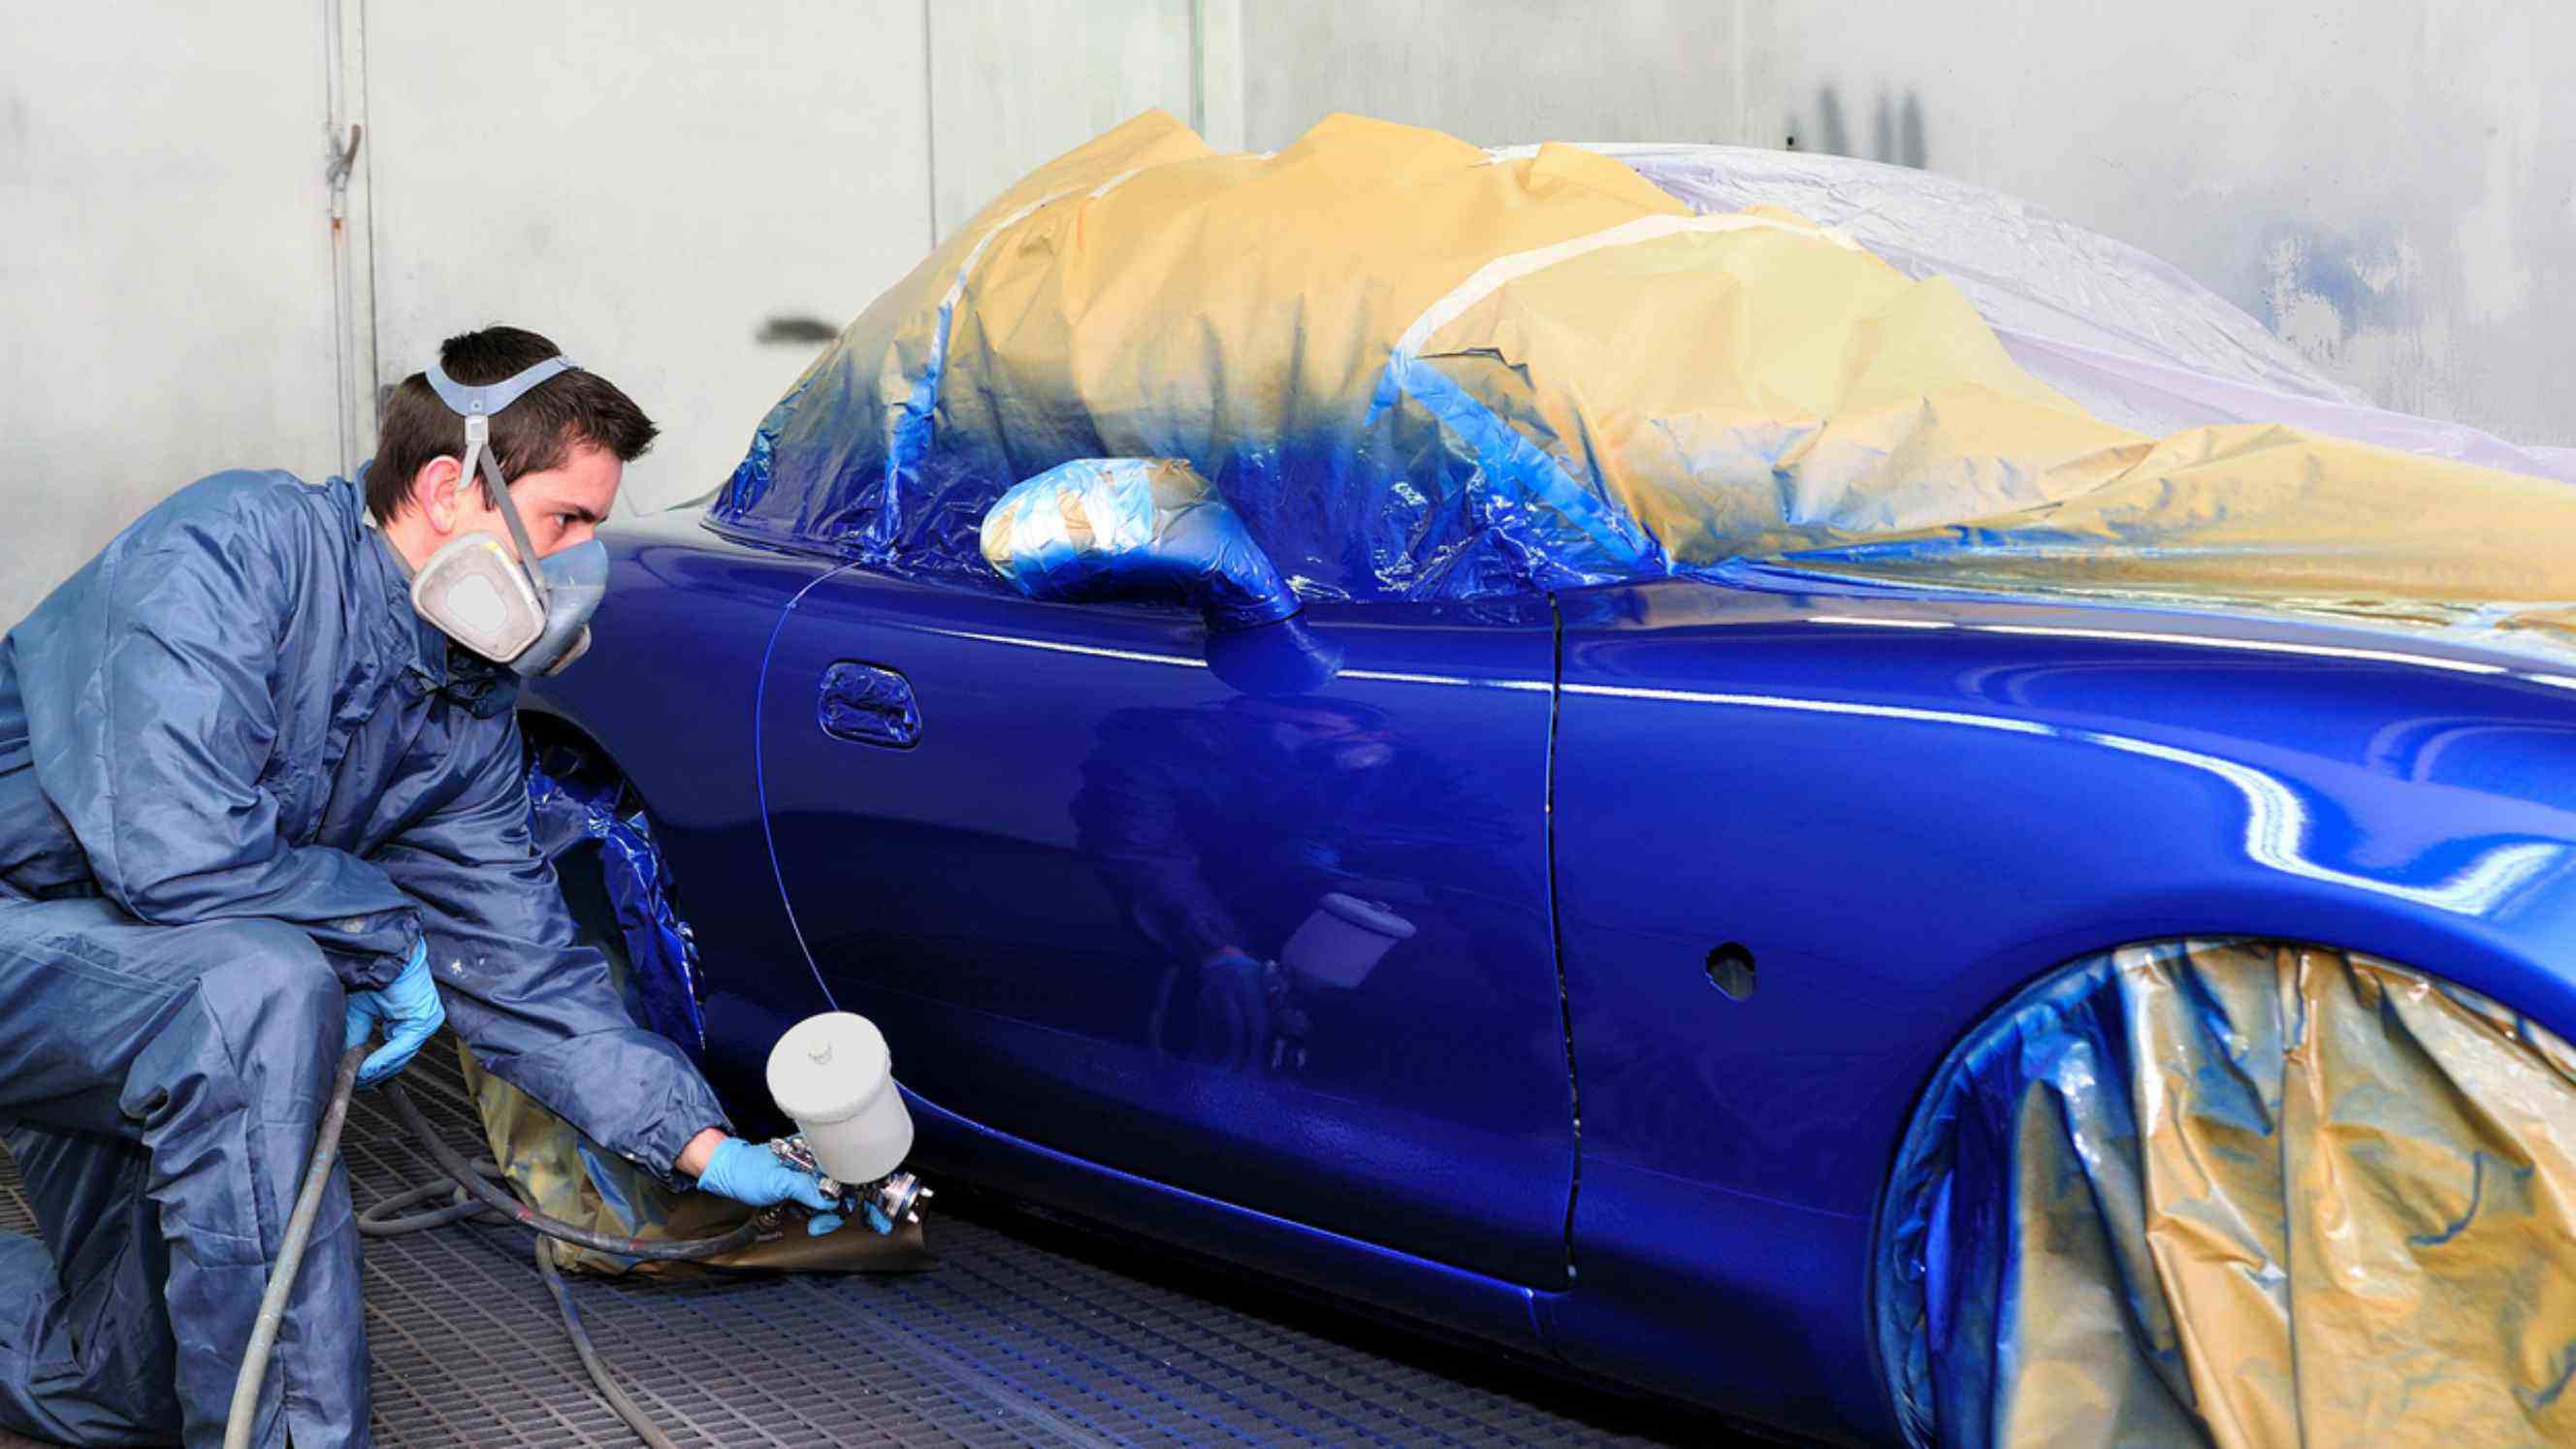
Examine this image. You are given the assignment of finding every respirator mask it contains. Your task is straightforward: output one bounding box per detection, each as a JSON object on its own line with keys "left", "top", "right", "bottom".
{"left": 409, "top": 356, "right": 608, "bottom": 677}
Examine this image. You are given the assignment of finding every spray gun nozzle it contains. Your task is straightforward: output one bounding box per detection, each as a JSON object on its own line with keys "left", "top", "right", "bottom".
{"left": 857, "top": 1171, "right": 926, "bottom": 1236}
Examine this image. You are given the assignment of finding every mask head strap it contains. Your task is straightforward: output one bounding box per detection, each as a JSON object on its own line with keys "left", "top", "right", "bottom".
{"left": 425, "top": 355, "right": 575, "bottom": 421}
{"left": 424, "top": 355, "right": 579, "bottom": 601}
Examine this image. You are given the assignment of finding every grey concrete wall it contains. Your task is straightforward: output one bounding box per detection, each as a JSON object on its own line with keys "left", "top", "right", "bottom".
{"left": 6, "top": 2, "right": 2568, "bottom": 626}
{"left": 364, "top": 3, "right": 939, "bottom": 527}
{"left": 927, "top": 0, "right": 1199, "bottom": 239}
{"left": 1241, "top": 0, "right": 1780, "bottom": 152}
{"left": 2, "top": 6, "right": 345, "bottom": 623}
{"left": 1, "top": 2, "right": 1219, "bottom": 625}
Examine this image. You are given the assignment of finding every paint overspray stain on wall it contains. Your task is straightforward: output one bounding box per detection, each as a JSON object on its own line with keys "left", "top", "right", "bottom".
{"left": 2262, "top": 226, "right": 2455, "bottom": 420}
{"left": 1788, "top": 84, "right": 1927, "bottom": 170}
{"left": 757, "top": 315, "right": 840, "bottom": 345}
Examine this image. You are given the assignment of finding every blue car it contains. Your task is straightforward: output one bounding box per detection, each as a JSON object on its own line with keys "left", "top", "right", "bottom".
{"left": 525, "top": 123, "right": 2576, "bottom": 1446}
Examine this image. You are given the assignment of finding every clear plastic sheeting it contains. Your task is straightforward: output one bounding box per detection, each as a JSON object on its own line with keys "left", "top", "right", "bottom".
{"left": 1594, "top": 143, "right": 2576, "bottom": 484}
{"left": 711, "top": 112, "right": 2576, "bottom": 657}
{"left": 1877, "top": 939, "right": 2576, "bottom": 1448}
{"left": 981, "top": 458, "right": 1300, "bottom": 629}
{"left": 1588, "top": 146, "right": 2354, "bottom": 411}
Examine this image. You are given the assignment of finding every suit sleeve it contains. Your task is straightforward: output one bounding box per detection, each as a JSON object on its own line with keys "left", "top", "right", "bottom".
{"left": 371, "top": 718, "right": 731, "bottom": 1181}
{"left": 17, "top": 507, "right": 421, "bottom": 987}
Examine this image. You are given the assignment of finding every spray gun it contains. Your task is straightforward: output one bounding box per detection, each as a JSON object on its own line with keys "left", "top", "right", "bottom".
{"left": 765, "top": 1013, "right": 930, "bottom": 1234}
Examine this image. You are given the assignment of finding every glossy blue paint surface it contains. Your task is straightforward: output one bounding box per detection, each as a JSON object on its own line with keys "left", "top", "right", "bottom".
{"left": 817, "top": 661, "right": 922, "bottom": 749}
{"left": 532, "top": 517, "right": 2576, "bottom": 1447}
{"left": 903, "top": 1086, "right": 1554, "bottom": 1357}
{"left": 754, "top": 567, "right": 1575, "bottom": 1287}
{"left": 521, "top": 511, "right": 842, "bottom": 1117}
{"left": 1552, "top": 576, "right": 2576, "bottom": 1440}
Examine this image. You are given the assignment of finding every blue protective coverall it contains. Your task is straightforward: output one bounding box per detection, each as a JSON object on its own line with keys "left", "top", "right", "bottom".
{"left": 0, "top": 471, "right": 731, "bottom": 1446}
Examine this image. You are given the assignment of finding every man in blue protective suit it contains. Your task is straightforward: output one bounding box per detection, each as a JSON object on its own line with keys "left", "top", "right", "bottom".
{"left": 0, "top": 326, "right": 840, "bottom": 1447}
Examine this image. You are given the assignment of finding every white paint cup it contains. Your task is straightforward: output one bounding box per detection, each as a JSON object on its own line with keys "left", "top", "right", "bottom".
{"left": 766, "top": 1012, "right": 915, "bottom": 1186}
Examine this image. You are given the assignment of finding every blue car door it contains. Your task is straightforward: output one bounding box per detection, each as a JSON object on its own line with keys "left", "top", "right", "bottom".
{"left": 757, "top": 567, "right": 1572, "bottom": 1286}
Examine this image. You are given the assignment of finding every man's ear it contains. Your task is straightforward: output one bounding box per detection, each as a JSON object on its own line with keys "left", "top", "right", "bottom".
{"left": 410, "top": 457, "right": 467, "bottom": 534}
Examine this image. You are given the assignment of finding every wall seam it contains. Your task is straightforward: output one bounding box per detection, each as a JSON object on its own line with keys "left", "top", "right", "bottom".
{"left": 920, "top": 0, "right": 940, "bottom": 245}
{"left": 351, "top": 0, "right": 378, "bottom": 460}
{"left": 1189, "top": 0, "right": 1207, "bottom": 136}
{"left": 321, "top": 0, "right": 355, "bottom": 477}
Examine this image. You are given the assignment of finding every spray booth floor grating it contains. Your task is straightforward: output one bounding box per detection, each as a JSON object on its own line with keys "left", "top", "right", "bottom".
{"left": 0, "top": 1046, "right": 1781, "bottom": 1447}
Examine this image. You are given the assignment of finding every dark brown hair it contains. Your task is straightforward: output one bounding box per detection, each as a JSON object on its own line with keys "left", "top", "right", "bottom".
{"left": 368, "top": 325, "right": 658, "bottom": 523}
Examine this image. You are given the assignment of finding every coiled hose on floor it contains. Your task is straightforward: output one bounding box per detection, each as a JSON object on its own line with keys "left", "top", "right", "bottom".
{"left": 223, "top": 1051, "right": 757, "bottom": 1449}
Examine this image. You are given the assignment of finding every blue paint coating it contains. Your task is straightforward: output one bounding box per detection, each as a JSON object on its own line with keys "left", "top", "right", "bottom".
{"left": 900, "top": 1084, "right": 1554, "bottom": 1359}
{"left": 816, "top": 660, "right": 922, "bottom": 749}
{"left": 707, "top": 310, "right": 1667, "bottom": 607}
{"left": 718, "top": 367, "right": 814, "bottom": 520}
{"left": 1367, "top": 355, "right": 1655, "bottom": 578}
{"left": 983, "top": 460, "right": 1303, "bottom": 631}
{"left": 526, "top": 748, "right": 708, "bottom": 1053}
{"left": 515, "top": 516, "right": 844, "bottom": 1118}
{"left": 526, "top": 506, "right": 2576, "bottom": 1447}
{"left": 752, "top": 568, "right": 1575, "bottom": 1289}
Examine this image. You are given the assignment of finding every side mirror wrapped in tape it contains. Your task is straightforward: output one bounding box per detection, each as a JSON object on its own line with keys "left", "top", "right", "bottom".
{"left": 978, "top": 458, "right": 1301, "bottom": 632}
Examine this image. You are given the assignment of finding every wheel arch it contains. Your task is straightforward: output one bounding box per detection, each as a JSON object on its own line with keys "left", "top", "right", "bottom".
{"left": 1860, "top": 889, "right": 2576, "bottom": 1444}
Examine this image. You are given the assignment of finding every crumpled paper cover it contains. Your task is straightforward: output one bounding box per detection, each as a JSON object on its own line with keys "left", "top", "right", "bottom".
{"left": 714, "top": 110, "right": 2576, "bottom": 657}
{"left": 1878, "top": 939, "right": 2576, "bottom": 1447}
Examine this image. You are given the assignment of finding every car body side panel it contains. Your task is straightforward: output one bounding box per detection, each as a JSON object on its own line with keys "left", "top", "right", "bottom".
{"left": 536, "top": 532, "right": 2576, "bottom": 1442}
{"left": 1549, "top": 577, "right": 2576, "bottom": 1440}
{"left": 754, "top": 569, "right": 1577, "bottom": 1286}
{"left": 520, "top": 514, "right": 841, "bottom": 1114}
{"left": 1540, "top": 1161, "right": 1880, "bottom": 1443}
{"left": 903, "top": 1087, "right": 1554, "bottom": 1356}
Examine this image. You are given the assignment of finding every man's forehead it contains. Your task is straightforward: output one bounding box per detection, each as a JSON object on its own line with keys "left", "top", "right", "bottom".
{"left": 518, "top": 446, "right": 623, "bottom": 509}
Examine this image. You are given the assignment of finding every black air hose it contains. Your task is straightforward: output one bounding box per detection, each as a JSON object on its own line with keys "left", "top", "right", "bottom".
{"left": 226, "top": 1060, "right": 758, "bottom": 1449}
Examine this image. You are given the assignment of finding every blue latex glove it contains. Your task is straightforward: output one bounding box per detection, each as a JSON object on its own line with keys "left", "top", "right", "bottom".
{"left": 344, "top": 939, "right": 445, "bottom": 1088}
{"left": 695, "top": 1138, "right": 845, "bottom": 1236}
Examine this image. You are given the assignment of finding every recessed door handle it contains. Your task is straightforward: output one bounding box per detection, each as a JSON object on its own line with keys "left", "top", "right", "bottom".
{"left": 818, "top": 661, "right": 921, "bottom": 749}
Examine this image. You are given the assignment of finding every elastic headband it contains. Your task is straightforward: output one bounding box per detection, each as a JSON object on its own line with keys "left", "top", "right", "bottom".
{"left": 425, "top": 355, "right": 578, "bottom": 418}
{"left": 423, "top": 353, "right": 581, "bottom": 602}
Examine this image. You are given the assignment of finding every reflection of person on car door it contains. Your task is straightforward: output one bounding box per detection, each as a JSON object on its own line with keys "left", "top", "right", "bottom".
{"left": 1074, "top": 693, "right": 1461, "bottom": 1072}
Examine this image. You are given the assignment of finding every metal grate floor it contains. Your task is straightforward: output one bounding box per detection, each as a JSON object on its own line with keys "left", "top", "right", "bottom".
{"left": 0, "top": 1051, "right": 1776, "bottom": 1447}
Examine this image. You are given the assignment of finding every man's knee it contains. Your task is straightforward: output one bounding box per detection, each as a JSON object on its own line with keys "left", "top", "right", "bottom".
{"left": 189, "top": 919, "right": 344, "bottom": 1041}
{"left": 112, "top": 920, "right": 344, "bottom": 1142}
